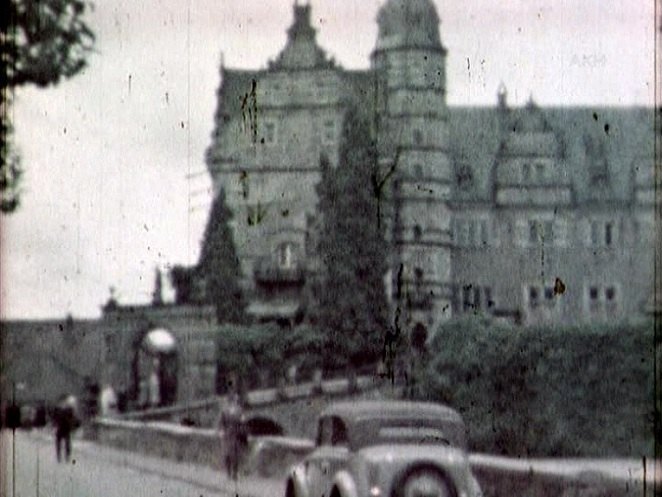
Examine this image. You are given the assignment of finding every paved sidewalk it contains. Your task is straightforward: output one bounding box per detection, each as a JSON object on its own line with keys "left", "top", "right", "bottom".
{"left": 25, "top": 428, "right": 284, "bottom": 497}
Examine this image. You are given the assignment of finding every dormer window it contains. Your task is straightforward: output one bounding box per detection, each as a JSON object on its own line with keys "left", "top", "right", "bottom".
{"left": 263, "top": 121, "right": 277, "bottom": 144}
{"left": 535, "top": 162, "right": 545, "bottom": 182}
{"left": 456, "top": 165, "right": 473, "bottom": 190}
{"left": 605, "top": 222, "right": 613, "bottom": 246}
{"left": 588, "top": 220, "right": 618, "bottom": 248}
{"left": 583, "top": 134, "right": 609, "bottom": 187}
{"left": 522, "top": 163, "right": 531, "bottom": 183}
{"left": 589, "top": 159, "right": 608, "bottom": 186}
{"left": 414, "top": 267, "right": 424, "bottom": 287}
{"left": 528, "top": 219, "right": 553, "bottom": 244}
{"left": 529, "top": 286, "right": 539, "bottom": 308}
{"left": 322, "top": 119, "right": 335, "bottom": 144}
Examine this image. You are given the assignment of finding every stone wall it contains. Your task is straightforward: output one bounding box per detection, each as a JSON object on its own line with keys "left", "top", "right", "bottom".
{"left": 86, "top": 417, "right": 314, "bottom": 477}
{"left": 1, "top": 304, "right": 221, "bottom": 410}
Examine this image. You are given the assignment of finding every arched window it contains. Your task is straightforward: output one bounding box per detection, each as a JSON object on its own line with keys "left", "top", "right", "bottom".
{"left": 277, "top": 243, "right": 294, "bottom": 269}
{"left": 411, "top": 323, "right": 428, "bottom": 352}
{"left": 413, "top": 225, "right": 423, "bottom": 240}
{"left": 134, "top": 328, "right": 178, "bottom": 408}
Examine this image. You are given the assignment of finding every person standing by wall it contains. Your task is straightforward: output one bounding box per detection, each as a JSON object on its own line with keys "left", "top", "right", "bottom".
{"left": 148, "top": 358, "right": 161, "bottom": 408}
{"left": 53, "top": 395, "right": 79, "bottom": 463}
{"left": 219, "top": 391, "right": 244, "bottom": 480}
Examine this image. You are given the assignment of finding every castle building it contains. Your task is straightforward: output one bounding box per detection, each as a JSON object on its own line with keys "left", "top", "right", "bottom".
{"left": 203, "top": 1, "right": 658, "bottom": 335}
{"left": 1, "top": 0, "right": 658, "bottom": 412}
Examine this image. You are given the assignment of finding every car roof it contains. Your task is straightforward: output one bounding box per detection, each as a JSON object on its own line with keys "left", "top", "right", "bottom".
{"left": 320, "top": 400, "right": 464, "bottom": 424}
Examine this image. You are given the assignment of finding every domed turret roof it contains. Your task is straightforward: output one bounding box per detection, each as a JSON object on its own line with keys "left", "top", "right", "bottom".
{"left": 503, "top": 100, "right": 560, "bottom": 157}
{"left": 513, "top": 98, "right": 552, "bottom": 133}
{"left": 375, "top": 0, "right": 442, "bottom": 52}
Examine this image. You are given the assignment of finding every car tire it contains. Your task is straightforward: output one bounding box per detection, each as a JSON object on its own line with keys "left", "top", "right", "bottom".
{"left": 284, "top": 479, "right": 296, "bottom": 497}
{"left": 400, "top": 469, "right": 453, "bottom": 497}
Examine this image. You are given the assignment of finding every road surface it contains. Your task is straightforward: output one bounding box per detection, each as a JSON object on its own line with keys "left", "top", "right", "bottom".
{"left": 1, "top": 429, "right": 282, "bottom": 497}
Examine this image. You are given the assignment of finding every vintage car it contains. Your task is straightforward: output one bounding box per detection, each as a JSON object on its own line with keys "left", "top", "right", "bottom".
{"left": 285, "top": 400, "right": 482, "bottom": 497}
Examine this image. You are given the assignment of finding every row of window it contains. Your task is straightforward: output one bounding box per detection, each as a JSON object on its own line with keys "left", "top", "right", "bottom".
{"left": 459, "top": 285, "right": 494, "bottom": 313}
{"left": 454, "top": 283, "right": 620, "bottom": 316}
{"left": 260, "top": 81, "right": 340, "bottom": 104}
{"left": 244, "top": 212, "right": 625, "bottom": 252}
{"left": 522, "top": 219, "right": 620, "bottom": 248}
{"left": 450, "top": 218, "right": 622, "bottom": 248}
{"left": 526, "top": 284, "right": 618, "bottom": 313}
{"left": 256, "top": 119, "right": 336, "bottom": 145}
{"left": 527, "top": 219, "right": 555, "bottom": 244}
{"left": 267, "top": 77, "right": 336, "bottom": 92}
{"left": 527, "top": 284, "right": 562, "bottom": 309}
{"left": 451, "top": 219, "right": 490, "bottom": 247}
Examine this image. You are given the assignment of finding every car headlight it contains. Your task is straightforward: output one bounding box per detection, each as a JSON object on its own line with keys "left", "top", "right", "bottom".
{"left": 369, "top": 486, "right": 382, "bottom": 497}
{"left": 367, "top": 463, "right": 381, "bottom": 497}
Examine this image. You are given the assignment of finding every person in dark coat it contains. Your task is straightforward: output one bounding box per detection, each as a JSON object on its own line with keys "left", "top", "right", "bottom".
{"left": 219, "top": 392, "right": 245, "bottom": 480}
{"left": 53, "top": 395, "right": 79, "bottom": 463}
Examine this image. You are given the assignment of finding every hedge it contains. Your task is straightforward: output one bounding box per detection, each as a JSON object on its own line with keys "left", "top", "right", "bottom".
{"left": 215, "top": 324, "right": 325, "bottom": 392}
{"left": 415, "top": 316, "right": 656, "bottom": 457}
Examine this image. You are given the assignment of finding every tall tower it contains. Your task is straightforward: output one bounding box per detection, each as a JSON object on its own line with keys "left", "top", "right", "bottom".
{"left": 372, "top": 0, "right": 453, "bottom": 337}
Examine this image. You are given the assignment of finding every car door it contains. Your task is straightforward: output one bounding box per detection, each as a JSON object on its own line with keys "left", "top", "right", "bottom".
{"left": 305, "top": 417, "right": 332, "bottom": 497}
{"left": 319, "top": 416, "right": 351, "bottom": 497}
{"left": 306, "top": 416, "right": 351, "bottom": 497}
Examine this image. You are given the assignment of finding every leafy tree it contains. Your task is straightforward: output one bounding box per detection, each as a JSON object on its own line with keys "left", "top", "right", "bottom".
{"left": 315, "top": 105, "right": 390, "bottom": 370}
{"left": 0, "top": 123, "right": 22, "bottom": 212}
{"left": 2, "top": 0, "right": 95, "bottom": 212}
{"left": 196, "top": 188, "right": 244, "bottom": 323}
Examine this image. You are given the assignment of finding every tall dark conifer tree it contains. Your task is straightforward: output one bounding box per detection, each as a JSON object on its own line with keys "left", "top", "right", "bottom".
{"left": 196, "top": 188, "right": 244, "bottom": 323}
{"left": 315, "top": 106, "right": 389, "bottom": 369}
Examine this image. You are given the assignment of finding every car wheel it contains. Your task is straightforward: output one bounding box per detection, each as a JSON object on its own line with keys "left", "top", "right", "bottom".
{"left": 400, "top": 469, "right": 453, "bottom": 497}
{"left": 284, "top": 480, "right": 296, "bottom": 497}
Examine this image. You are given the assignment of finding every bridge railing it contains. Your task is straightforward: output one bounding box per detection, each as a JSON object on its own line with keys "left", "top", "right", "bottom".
{"left": 118, "top": 374, "right": 383, "bottom": 427}
{"left": 86, "top": 416, "right": 661, "bottom": 496}
{"left": 469, "top": 453, "right": 660, "bottom": 497}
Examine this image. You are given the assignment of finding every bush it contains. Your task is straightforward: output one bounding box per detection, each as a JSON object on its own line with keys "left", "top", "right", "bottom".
{"left": 417, "top": 316, "right": 655, "bottom": 457}
{"left": 216, "top": 324, "right": 326, "bottom": 392}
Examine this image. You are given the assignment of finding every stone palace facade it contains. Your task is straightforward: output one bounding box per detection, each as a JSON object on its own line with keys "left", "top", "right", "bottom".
{"left": 201, "top": 0, "right": 658, "bottom": 334}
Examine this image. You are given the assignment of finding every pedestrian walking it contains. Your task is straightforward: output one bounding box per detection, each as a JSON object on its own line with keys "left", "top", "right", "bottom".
{"left": 219, "top": 392, "right": 245, "bottom": 480}
{"left": 53, "top": 395, "right": 79, "bottom": 463}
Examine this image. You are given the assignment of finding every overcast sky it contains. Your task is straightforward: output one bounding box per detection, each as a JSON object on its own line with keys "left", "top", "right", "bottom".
{"left": 1, "top": 0, "right": 655, "bottom": 320}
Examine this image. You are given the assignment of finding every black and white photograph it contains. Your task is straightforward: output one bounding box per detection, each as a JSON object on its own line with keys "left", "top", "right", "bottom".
{"left": 1, "top": 1, "right": 660, "bottom": 496}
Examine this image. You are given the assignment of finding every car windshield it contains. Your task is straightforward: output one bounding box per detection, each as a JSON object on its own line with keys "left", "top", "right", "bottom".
{"left": 352, "top": 417, "right": 467, "bottom": 450}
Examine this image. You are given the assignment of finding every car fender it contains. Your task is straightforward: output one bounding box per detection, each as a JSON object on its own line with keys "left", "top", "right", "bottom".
{"left": 286, "top": 464, "right": 309, "bottom": 497}
{"left": 467, "top": 472, "right": 484, "bottom": 497}
{"left": 331, "top": 470, "right": 358, "bottom": 497}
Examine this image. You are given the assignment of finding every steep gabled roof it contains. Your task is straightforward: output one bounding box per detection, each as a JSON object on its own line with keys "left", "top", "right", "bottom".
{"left": 209, "top": 67, "right": 654, "bottom": 206}
{"left": 447, "top": 105, "right": 654, "bottom": 204}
